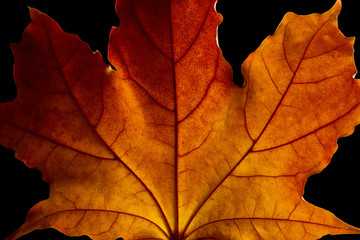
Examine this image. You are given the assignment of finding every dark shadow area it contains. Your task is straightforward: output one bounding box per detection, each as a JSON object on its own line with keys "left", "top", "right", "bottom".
{"left": 17, "top": 228, "right": 91, "bottom": 240}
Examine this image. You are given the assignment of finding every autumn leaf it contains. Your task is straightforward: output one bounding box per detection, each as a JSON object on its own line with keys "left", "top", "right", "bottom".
{"left": 1, "top": 0, "right": 360, "bottom": 239}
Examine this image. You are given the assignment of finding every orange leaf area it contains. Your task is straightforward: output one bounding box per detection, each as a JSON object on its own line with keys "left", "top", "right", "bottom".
{"left": 1, "top": 0, "right": 360, "bottom": 239}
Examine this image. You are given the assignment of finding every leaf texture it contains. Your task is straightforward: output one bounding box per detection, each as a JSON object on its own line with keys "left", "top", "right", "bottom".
{"left": 1, "top": 0, "right": 360, "bottom": 239}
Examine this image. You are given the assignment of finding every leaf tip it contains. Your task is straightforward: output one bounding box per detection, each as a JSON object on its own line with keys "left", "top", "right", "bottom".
{"left": 27, "top": 6, "right": 51, "bottom": 25}
{"left": 28, "top": 6, "right": 40, "bottom": 18}
{"left": 328, "top": 0, "right": 342, "bottom": 19}
{"left": 335, "top": 0, "right": 342, "bottom": 8}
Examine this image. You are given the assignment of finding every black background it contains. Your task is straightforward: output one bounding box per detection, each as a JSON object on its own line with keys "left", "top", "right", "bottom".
{"left": 1, "top": 0, "right": 360, "bottom": 239}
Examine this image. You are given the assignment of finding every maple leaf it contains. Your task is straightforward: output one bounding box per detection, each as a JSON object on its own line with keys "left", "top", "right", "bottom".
{"left": 1, "top": 0, "right": 360, "bottom": 239}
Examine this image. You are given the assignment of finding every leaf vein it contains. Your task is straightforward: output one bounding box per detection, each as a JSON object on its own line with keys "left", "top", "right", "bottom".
{"left": 130, "top": 0, "right": 172, "bottom": 61}
{"left": 182, "top": 12, "right": 337, "bottom": 237}
{"left": 174, "top": 0, "right": 212, "bottom": 64}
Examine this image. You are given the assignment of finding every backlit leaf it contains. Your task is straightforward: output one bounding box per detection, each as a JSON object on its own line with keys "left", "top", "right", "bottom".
{"left": 1, "top": 0, "right": 359, "bottom": 239}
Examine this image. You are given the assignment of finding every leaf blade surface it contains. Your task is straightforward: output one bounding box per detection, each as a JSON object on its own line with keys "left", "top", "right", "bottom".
{"left": 1, "top": 1, "right": 360, "bottom": 240}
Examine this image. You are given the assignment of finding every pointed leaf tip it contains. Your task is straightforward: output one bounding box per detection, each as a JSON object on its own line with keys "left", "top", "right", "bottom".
{"left": 329, "top": 0, "right": 342, "bottom": 19}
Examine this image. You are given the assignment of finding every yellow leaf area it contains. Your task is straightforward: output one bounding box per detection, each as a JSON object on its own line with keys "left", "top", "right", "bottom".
{"left": 1, "top": 0, "right": 359, "bottom": 239}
